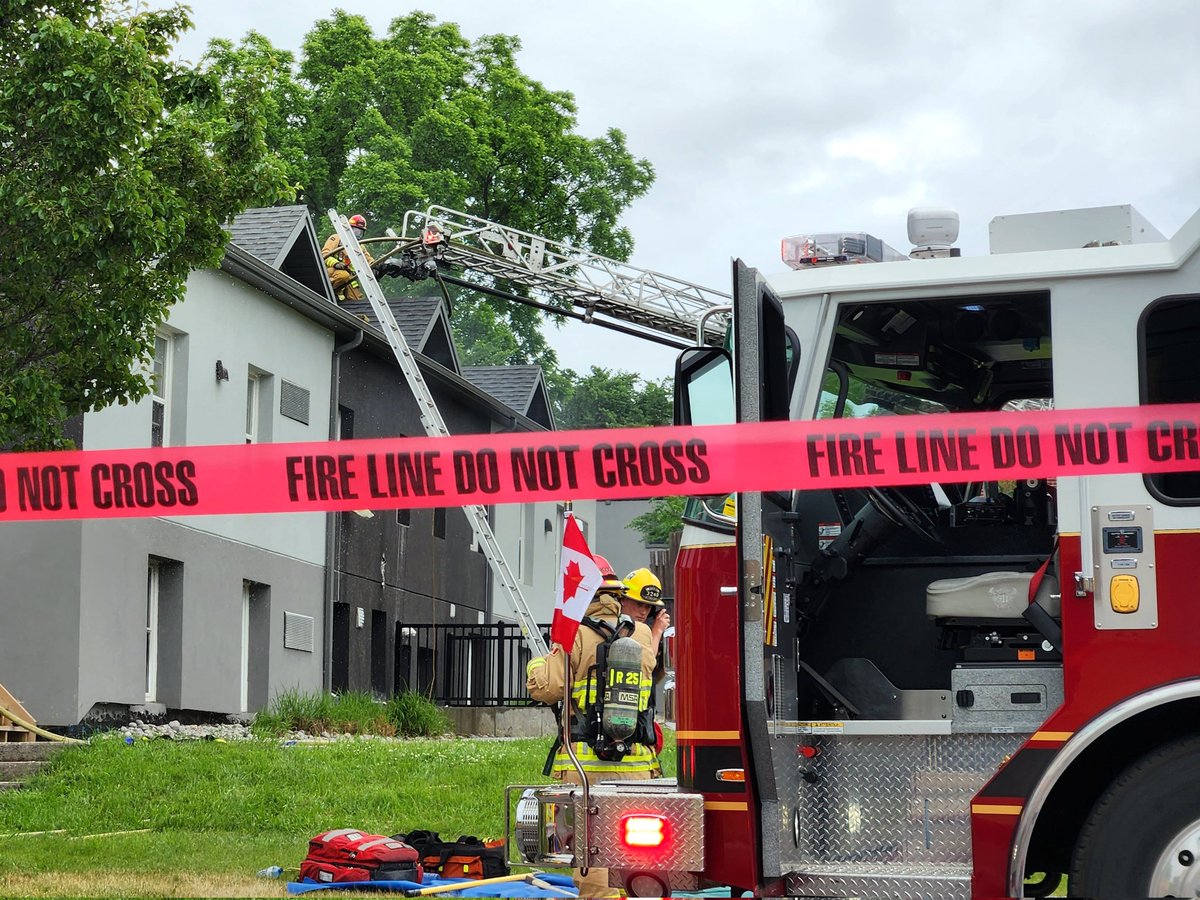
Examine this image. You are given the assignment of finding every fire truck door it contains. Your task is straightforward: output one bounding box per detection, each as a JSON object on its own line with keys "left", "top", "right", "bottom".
{"left": 731, "top": 260, "right": 799, "bottom": 880}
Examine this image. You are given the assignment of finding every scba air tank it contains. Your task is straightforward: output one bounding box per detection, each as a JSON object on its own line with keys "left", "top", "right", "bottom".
{"left": 601, "top": 635, "right": 643, "bottom": 744}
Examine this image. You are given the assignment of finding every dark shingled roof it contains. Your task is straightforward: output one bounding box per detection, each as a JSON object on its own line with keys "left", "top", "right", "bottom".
{"left": 463, "top": 365, "right": 554, "bottom": 429}
{"left": 228, "top": 205, "right": 334, "bottom": 302}
{"left": 229, "top": 205, "right": 309, "bottom": 267}
{"left": 340, "top": 296, "right": 461, "bottom": 373}
{"left": 339, "top": 296, "right": 438, "bottom": 347}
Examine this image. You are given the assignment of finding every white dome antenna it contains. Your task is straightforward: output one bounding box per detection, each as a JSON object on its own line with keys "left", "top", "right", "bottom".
{"left": 907, "top": 207, "right": 961, "bottom": 259}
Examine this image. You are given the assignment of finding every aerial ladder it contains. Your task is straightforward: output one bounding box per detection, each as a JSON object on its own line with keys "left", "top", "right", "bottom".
{"left": 327, "top": 208, "right": 730, "bottom": 657}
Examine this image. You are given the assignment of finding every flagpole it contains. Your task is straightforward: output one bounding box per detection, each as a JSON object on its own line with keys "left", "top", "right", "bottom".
{"left": 557, "top": 505, "right": 590, "bottom": 875}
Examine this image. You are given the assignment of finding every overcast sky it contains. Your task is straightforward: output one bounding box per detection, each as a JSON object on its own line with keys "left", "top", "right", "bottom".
{"left": 174, "top": 1, "right": 1200, "bottom": 381}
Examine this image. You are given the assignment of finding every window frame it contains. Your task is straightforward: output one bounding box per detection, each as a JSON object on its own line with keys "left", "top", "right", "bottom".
{"left": 1139, "top": 293, "right": 1200, "bottom": 506}
{"left": 245, "top": 372, "right": 261, "bottom": 444}
{"left": 150, "top": 333, "right": 172, "bottom": 448}
{"left": 146, "top": 560, "right": 160, "bottom": 701}
{"left": 240, "top": 581, "right": 251, "bottom": 711}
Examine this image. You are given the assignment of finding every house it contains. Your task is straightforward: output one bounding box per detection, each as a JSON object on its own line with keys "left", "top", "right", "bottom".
{"left": 0, "top": 204, "right": 611, "bottom": 725}
{"left": 0, "top": 205, "right": 348, "bottom": 725}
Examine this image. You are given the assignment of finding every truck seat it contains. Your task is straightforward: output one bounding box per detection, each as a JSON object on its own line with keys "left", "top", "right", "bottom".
{"left": 926, "top": 571, "right": 1061, "bottom": 619}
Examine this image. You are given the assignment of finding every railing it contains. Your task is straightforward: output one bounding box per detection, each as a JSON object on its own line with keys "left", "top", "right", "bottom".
{"left": 396, "top": 619, "right": 676, "bottom": 720}
{"left": 396, "top": 623, "right": 551, "bottom": 707}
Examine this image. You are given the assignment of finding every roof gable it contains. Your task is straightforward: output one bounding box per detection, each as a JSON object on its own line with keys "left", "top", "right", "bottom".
{"left": 340, "top": 295, "right": 461, "bottom": 374}
{"left": 228, "top": 205, "right": 335, "bottom": 302}
{"left": 463, "top": 365, "right": 554, "bottom": 429}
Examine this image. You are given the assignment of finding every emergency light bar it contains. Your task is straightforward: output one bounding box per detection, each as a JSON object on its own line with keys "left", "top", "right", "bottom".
{"left": 781, "top": 232, "right": 907, "bottom": 269}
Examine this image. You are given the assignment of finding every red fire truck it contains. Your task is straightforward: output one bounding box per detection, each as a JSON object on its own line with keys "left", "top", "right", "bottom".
{"left": 511, "top": 203, "right": 1200, "bottom": 898}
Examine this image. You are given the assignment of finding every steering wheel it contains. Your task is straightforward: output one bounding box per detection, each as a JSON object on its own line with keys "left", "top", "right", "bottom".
{"left": 865, "top": 485, "right": 944, "bottom": 545}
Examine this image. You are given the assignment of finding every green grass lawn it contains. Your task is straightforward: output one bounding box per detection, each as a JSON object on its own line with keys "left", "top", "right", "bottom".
{"left": 0, "top": 732, "right": 679, "bottom": 897}
{"left": 0, "top": 736, "right": 551, "bottom": 897}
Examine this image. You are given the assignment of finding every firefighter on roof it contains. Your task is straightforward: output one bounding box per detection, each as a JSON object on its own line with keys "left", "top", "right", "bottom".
{"left": 322, "top": 214, "right": 373, "bottom": 302}
{"left": 526, "top": 554, "right": 659, "bottom": 899}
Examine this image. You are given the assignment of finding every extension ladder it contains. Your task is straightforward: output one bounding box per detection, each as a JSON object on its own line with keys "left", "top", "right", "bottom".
{"left": 327, "top": 210, "right": 549, "bottom": 658}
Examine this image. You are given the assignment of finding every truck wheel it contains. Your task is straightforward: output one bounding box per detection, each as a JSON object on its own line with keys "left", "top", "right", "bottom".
{"left": 1070, "top": 734, "right": 1200, "bottom": 897}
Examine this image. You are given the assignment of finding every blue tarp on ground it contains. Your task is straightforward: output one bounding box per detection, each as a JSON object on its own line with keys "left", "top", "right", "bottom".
{"left": 286, "top": 872, "right": 578, "bottom": 897}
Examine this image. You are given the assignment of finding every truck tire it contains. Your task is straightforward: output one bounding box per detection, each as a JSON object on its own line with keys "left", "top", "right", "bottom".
{"left": 1070, "top": 734, "right": 1200, "bottom": 897}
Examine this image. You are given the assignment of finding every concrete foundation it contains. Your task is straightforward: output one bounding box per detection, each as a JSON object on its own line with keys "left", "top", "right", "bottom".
{"left": 444, "top": 706, "right": 557, "bottom": 738}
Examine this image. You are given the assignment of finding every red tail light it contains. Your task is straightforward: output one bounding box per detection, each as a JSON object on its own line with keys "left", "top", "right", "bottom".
{"left": 621, "top": 815, "right": 667, "bottom": 848}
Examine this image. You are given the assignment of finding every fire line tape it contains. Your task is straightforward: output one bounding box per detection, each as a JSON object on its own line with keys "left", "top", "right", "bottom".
{"left": 2, "top": 403, "right": 1200, "bottom": 522}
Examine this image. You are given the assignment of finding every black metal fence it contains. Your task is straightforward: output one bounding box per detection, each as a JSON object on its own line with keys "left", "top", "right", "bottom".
{"left": 395, "top": 622, "right": 551, "bottom": 707}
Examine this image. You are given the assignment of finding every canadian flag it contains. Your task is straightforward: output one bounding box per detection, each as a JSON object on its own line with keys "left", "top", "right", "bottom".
{"left": 551, "top": 513, "right": 603, "bottom": 651}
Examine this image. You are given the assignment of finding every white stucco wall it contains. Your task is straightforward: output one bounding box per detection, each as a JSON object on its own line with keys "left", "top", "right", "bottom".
{"left": 82, "top": 268, "right": 333, "bottom": 563}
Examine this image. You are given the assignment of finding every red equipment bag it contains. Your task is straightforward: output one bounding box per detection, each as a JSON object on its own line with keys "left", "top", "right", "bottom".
{"left": 393, "top": 831, "right": 509, "bottom": 881}
{"left": 438, "top": 836, "right": 508, "bottom": 880}
{"left": 300, "top": 829, "right": 423, "bottom": 884}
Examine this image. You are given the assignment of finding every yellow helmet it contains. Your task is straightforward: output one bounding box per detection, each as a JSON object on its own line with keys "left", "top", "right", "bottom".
{"left": 622, "top": 568, "right": 664, "bottom": 607}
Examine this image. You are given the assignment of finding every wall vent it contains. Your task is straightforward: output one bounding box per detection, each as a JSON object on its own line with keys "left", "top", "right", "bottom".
{"left": 283, "top": 612, "right": 315, "bottom": 652}
{"left": 280, "top": 380, "right": 310, "bottom": 424}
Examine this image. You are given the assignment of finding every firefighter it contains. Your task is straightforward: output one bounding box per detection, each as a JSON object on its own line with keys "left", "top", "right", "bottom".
{"left": 621, "top": 567, "right": 670, "bottom": 774}
{"left": 620, "top": 567, "right": 670, "bottom": 661}
{"left": 322, "top": 214, "right": 374, "bottom": 302}
{"left": 526, "top": 554, "right": 658, "bottom": 899}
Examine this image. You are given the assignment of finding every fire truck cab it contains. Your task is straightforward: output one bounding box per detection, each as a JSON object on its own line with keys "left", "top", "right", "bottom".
{"left": 672, "top": 204, "right": 1200, "bottom": 899}
{"left": 511, "top": 203, "right": 1200, "bottom": 898}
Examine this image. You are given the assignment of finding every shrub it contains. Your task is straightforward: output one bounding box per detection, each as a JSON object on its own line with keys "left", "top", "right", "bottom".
{"left": 251, "top": 689, "right": 394, "bottom": 737}
{"left": 387, "top": 692, "right": 451, "bottom": 737}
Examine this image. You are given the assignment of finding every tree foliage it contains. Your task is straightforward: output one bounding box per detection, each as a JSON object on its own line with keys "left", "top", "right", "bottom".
{"left": 204, "top": 12, "right": 654, "bottom": 365}
{"left": 0, "top": 0, "right": 290, "bottom": 448}
{"left": 553, "top": 366, "right": 672, "bottom": 430}
{"left": 627, "top": 496, "right": 686, "bottom": 546}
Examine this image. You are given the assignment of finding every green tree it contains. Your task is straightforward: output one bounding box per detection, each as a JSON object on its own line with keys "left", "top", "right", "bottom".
{"left": 627, "top": 496, "right": 686, "bottom": 546}
{"left": 452, "top": 297, "right": 523, "bottom": 366}
{"left": 205, "top": 11, "right": 654, "bottom": 367}
{"left": 0, "top": 0, "right": 290, "bottom": 448}
{"left": 553, "top": 366, "right": 672, "bottom": 430}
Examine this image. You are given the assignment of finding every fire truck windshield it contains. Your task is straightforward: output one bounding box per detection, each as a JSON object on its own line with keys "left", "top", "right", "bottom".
{"left": 824, "top": 292, "right": 1053, "bottom": 413}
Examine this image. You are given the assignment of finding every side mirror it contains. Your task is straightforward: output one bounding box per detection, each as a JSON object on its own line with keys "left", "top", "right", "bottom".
{"left": 674, "top": 347, "right": 734, "bottom": 426}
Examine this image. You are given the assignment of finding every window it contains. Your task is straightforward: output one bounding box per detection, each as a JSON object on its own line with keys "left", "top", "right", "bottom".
{"left": 145, "top": 561, "right": 160, "bottom": 701}
{"left": 240, "top": 582, "right": 251, "bottom": 710}
{"left": 371, "top": 610, "right": 388, "bottom": 696}
{"left": 821, "top": 292, "right": 1052, "bottom": 417}
{"left": 395, "top": 623, "right": 413, "bottom": 694}
{"left": 331, "top": 602, "right": 350, "bottom": 693}
{"left": 520, "top": 505, "right": 534, "bottom": 584}
{"left": 1142, "top": 295, "right": 1200, "bottom": 502}
{"left": 433, "top": 507, "right": 446, "bottom": 540}
{"left": 811, "top": 292, "right": 1056, "bottom": 533}
{"left": 338, "top": 405, "right": 355, "bottom": 440}
{"left": 151, "top": 333, "right": 171, "bottom": 447}
{"left": 245, "top": 373, "right": 261, "bottom": 444}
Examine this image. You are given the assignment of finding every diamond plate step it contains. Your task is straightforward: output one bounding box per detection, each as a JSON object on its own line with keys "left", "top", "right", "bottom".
{"left": 787, "top": 862, "right": 972, "bottom": 900}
